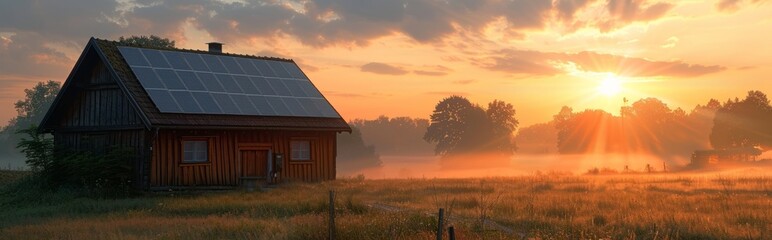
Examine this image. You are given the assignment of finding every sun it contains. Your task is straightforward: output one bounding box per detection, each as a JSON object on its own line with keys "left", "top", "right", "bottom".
{"left": 597, "top": 74, "right": 623, "bottom": 96}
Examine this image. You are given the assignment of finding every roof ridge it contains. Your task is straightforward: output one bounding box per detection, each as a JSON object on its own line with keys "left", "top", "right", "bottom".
{"left": 93, "top": 38, "right": 295, "bottom": 63}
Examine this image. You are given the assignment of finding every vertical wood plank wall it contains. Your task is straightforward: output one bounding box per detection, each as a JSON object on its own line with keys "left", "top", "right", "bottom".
{"left": 50, "top": 56, "right": 149, "bottom": 187}
{"left": 151, "top": 129, "right": 336, "bottom": 187}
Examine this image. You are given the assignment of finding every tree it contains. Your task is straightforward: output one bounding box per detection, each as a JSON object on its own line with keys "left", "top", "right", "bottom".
{"left": 118, "top": 35, "right": 176, "bottom": 49}
{"left": 424, "top": 96, "right": 519, "bottom": 158}
{"left": 553, "top": 106, "right": 574, "bottom": 153}
{"left": 515, "top": 122, "right": 557, "bottom": 154}
{"left": 15, "top": 125, "right": 53, "bottom": 172}
{"left": 349, "top": 116, "right": 434, "bottom": 156}
{"left": 710, "top": 90, "right": 772, "bottom": 150}
{"left": 486, "top": 100, "right": 518, "bottom": 153}
{"left": 3, "top": 80, "right": 61, "bottom": 132}
{"left": 337, "top": 127, "right": 381, "bottom": 171}
{"left": 0, "top": 81, "right": 60, "bottom": 169}
{"left": 424, "top": 96, "right": 476, "bottom": 156}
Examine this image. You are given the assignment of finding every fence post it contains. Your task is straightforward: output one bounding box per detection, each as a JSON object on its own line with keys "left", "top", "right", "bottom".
{"left": 436, "top": 208, "right": 444, "bottom": 240}
{"left": 448, "top": 225, "right": 456, "bottom": 240}
{"left": 329, "top": 190, "right": 335, "bottom": 240}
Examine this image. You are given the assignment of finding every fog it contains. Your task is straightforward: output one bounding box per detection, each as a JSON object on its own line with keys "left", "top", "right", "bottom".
{"left": 338, "top": 153, "right": 772, "bottom": 179}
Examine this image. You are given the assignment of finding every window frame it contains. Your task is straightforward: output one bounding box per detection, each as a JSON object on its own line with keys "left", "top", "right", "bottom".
{"left": 181, "top": 137, "right": 213, "bottom": 164}
{"left": 289, "top": 139, "right": 312, "bottom": 161}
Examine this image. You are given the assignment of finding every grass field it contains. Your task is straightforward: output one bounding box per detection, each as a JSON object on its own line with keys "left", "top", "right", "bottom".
{"left": 1, "top": 170, "right": 770, "bottom": 239}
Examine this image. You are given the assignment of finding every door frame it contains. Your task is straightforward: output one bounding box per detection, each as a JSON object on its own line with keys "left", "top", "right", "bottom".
{"left": 237, "top": 143, "right": 272, "bottom": 181}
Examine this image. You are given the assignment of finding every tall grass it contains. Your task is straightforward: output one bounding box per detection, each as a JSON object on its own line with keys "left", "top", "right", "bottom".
{"left": 1, "top": 174, "right": 770, "bottom": 239}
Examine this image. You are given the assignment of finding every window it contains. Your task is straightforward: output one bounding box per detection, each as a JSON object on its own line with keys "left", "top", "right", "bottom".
{"left": 183, "top": 140, "right": 208, "bottom": 163}
{"left": 290, "top": 140, "right": 310, "bottom": 161}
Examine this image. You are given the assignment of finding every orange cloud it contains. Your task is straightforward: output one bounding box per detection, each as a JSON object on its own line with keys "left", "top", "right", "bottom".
{"left": 477, "top": 49, "right": 725, "bottom": 78}
{"left": 360, "top": 62, "right": 409, "bottom": 75}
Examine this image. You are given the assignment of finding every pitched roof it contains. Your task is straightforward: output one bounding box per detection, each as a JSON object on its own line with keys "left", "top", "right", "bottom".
{"left": 44, "top": 38, "right": 350, "bottom": 132}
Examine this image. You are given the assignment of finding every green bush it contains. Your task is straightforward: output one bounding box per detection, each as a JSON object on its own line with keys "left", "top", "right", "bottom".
{"left": 15, "top": 125, "right": 134, "bottom": 197}
{"left": 51, "top": 147, "right": 133, "bottom": 196}
{"left": 15, "top": 125, "right": 53, "bottom": 172}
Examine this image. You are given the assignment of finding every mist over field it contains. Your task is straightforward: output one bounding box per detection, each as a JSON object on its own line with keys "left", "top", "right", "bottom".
{"left": 339, "top": 153, "right": 772, "bottom": 179}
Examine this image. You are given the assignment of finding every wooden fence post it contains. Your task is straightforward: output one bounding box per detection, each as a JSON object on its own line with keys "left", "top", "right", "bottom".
{"left": 329, "top": 190, "right": 335, "bottom": 240}
{"left": 448, "top": 225, "right": 456, "bottom": 240}
{"left": 436, "top": 208, "right": 444, "bottom": 240}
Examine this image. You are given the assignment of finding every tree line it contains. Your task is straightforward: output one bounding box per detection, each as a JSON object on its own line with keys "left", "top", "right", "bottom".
{"left": 551, "top": 91, "right": 771, "bottom": 158}
{"left": 339, "top": 91, "right": 770, "bottom": 169}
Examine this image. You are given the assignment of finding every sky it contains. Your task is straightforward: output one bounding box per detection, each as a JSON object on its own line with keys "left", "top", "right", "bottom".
{"left": 0, "top": 0, "right": 770, "bottom": 127}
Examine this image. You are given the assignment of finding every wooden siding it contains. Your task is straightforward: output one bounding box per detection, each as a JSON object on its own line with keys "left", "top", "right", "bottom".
{"left": 49, "top": 52, "right": 149, "bottom": 188}
{"left": 150, "top": 129, "right": 336, "bottom": 187}
{"left": 53, "top": 60, "right": 144, "bottom": 129}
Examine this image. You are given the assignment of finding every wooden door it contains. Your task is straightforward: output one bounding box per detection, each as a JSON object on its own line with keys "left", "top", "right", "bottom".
{"left": 241, "top": 150, "right": 268, "bottom": 178}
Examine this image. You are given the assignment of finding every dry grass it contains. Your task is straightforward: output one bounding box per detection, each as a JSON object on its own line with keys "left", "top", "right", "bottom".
{"left": 1, "top": 174, "right": 771, "bottom": 239}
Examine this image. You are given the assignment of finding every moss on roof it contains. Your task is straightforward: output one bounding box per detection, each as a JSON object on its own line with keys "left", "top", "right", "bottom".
{"left": 96, "top": 38, "right": 296, "bottom": 63}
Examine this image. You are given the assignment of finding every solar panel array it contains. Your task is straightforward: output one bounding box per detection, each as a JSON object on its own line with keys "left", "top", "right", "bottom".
{"left": 117, "top": 46, "right": 340, "bottom": 118}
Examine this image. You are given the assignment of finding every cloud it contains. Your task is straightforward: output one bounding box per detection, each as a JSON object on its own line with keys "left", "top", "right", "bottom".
{"left": 426, "top": 91, "right": 468, "bottom": 96}
{"left": 715, "top": 0, "right": 766, "bottom": 12}
{"left": 566, "top": 51, "right": 726, "bottom": 77}
{"left": 0, "top": 0, "right": 122, "bottom": 43}
{"left": 322, "top": 91, "right": 368, "bottom": 98}
{"left": 555, "top": 0, "right": 598, "bottom": 22}
{"left": 413, "top": 65, "right": 452, "bottom": 76}
{"left": 475, "top": 50, "right": 563, "bottom": 75}
{"left": 121, "top": 0, "right": 676, "bottom": 47}
{"left": 597, "top": 0, "right": 675, "bottom": 32}
{"left": 453, "top": 79, "right": 477, "bottom": 85}
{"left": 0, "top": 0, "right": 685, "bottom": 83}
{"left": 0, "top": 33, "right": 72, "bottom": 78}
{"left": 660, "top": 36, "right": 679, "bottom": 48}
{"left": 413, "top": 70, "right": 447, "bottom": 76}
{"left": 360, "top": 62, "right": 409, "bottom": 75}
{"left": 0, "top": 0, "right": 681, "bottom": 52}
{"left": 478, "top": 49, "right": 726, "bottom": 77}
{"left": 717, "top": 0, "right": 743, "bottom": 11}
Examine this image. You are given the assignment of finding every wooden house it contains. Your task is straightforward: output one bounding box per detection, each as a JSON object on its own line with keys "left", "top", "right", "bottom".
{"left": 39, "top": 38, "right": 351, "bottom": 190}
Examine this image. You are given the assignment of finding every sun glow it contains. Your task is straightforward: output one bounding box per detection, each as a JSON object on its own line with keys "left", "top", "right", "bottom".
{"left": 598, "top": 74, "right": 623, "bottom": 97}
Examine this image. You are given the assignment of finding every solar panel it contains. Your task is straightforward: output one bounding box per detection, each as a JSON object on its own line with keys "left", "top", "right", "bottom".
{"left": 176, "top": 71, "right": 206, "bottom": 91}
{"left": 219, "top": 56, "right": 245, "bottom": 75}
{"left": 252, "top": 60, "right": 276, "bottom": 77}
{"left": 191, "top": 92, "right": 221, "bottom": 113}
{"left": 143, "top": 49, "right": 171, "bottom": 68}
{"left": 120, "top": 47, "right": 150, "bottom": 67}
{"left": 284, "top": 80, "right": 307, "bottom": 97}
{"left": 280, "top": 61, "right": 306, "bottom": 79}
{"left": 212, "top": 93, "right": 241, "bottom": 114}
{"left": 216, "top": 74, "right": 243, "bottom": 93}
{"left": 132, "top": 67, "right": 165, "bottom": 89}
{"left": 200, "top": 54, "right": 228, "bottom": 73}
{"left": 155, "top": 69, "right": 186, "bottom": 90}
{"left": 118, "top": 46, "right": 340, "bottom": 118}
{"left": 163, "top": 51, "right": 191, "bottom": 70}
{"left": 196, "top": 72, "right": 224, "bottom": 92}
{"left": 170, "top": 91, "right": 202, "bottom": 113}
{"left": 181, "top": 53, "right": 209, "bottom": 71}
{"left": 233, "top": 76, "right": 260, "bottom": 94}
{"left": 249, "top": 95, "right": 274, "bottom": 115}
{"left": 268, "top": 80, "right": 291, "bottom": 96}
{"left": 146, "top": 89, "right": 180, "bottom": 112}
{"left": 267, "top": 61, "right": 291, "bottom": 78}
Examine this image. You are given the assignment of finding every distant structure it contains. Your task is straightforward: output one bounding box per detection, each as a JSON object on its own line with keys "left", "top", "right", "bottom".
{"left": 39, "top": 38, "right": 351, "bottom": 190}
{"left": 690, "top": 147, "right": 763, "bottom": 167}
